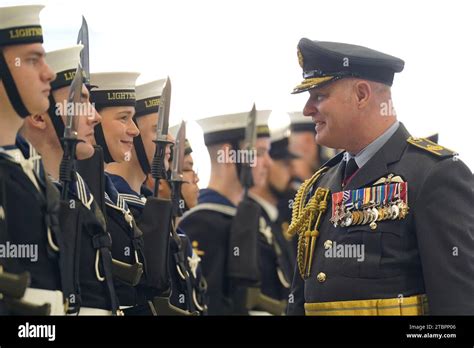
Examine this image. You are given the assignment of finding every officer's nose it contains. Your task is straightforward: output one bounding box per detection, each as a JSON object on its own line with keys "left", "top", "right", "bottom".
{"left": 303, "top": 100, "right": 317, "bottom": 117}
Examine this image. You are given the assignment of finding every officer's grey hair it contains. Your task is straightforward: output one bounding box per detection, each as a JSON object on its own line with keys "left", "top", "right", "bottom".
{"left": 369, "top": 81, "right": 391, "bottom": 97}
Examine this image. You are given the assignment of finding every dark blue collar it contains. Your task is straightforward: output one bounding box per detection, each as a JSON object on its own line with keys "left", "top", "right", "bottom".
{"left": 107, "top": 173, "right": 147, "bottom": 209}
{"left": 198, "top": 188, "right": 236, "bottom": 208}
{"left": 140, "top": 185, "right": 153, "bottom": 198}
{"left": 52, "top": 172, "right": 94, "bottom": 209}
{"left": 104, "top": 172, "right": 129, "bottom": 211}
{"left": 15, "top": 134, "right": 31, "bottom": 158}
{"left": 0, "top": 134, "right": 46, "bottom": 186}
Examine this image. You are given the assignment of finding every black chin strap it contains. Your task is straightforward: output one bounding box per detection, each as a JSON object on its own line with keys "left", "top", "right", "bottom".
{"left": 47, "top": 94, "right": 66, "bottom": 143}
{"left": 132, "top": 118, "right": 151, "bottom": 175}
{"left": 230, "top": 141, "right": 242, "bottom": 182}
{"left": 94, "top": 123, "right": 114, "bottom": 164}
{"left": 0, "top": 51, "right": 31, "bottom": 118}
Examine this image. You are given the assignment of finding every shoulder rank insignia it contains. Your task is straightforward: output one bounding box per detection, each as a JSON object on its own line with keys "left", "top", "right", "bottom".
{"left": 407, "top": 137, "right": 458, "bottom": 158}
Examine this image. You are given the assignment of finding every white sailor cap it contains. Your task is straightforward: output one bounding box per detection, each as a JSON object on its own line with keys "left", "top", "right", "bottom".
{"left": 288, "top": 111, "right": 315, "bottom": 133}
{"left": 135, "top": 78, "right": 166, "bottom": 118}
{"left": 0, "top": 5, "right": 44, "bottom": 46}
{"left": 197, "top": 109, "right": 271, "bottom": 146}
{"left": 90, "top": 72, "right": 140, "bottom": 108}
{"left": 269, "top": 125, "right": 298, "bottom": 160}
{"left": 169, "top": 123, "right": 181, "bottom": 139}
{"left": 256, "top": 110, "right": 271, "bottom": 138}
{"left": 270, "top": 125, "right": 291, "bottom": 143}
{"left": 46, "top": 45, "right": 83, "bottom": 90}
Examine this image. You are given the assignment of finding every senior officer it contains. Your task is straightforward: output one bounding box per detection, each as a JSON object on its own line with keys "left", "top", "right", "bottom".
{"left": 286, "top": 38, "right": 474, "bottom": 316}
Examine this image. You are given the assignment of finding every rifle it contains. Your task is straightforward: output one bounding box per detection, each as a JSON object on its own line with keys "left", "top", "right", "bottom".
{"left": 169, "top": 121, "right": 200, "bottom": 315}
{"left": 0, "top": 266, "right": 51, "bottom": 315}
{"left": 245, "top": 287, "right": 286, "bottom": 315}
{"left": 76, "top": 17, "right": 143, "bottom": 288}
{"left": 0, "top": 266, "right": 29, "bottom": 299}
{"left": 137, "top": 78, "right": 191, "bottom": 315}
{"left": 226, "top": 104, "right": 261, "bottom": 311}
{"left": 59, "top": 64, "right": 83, "bottom": 200}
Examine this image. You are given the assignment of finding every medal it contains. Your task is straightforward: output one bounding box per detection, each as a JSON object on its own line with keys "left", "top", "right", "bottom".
{"left": 390, "top": 203, "right": 399, "bottom": 219}
{"left": 390, "top": 183, "right": 401, "bottom": 220}
{"left": 342, "top": 210, "right": 353, "bottom": 226}
{"left": 331, "top": 179, "right": 409, "bottom": 228}
{"left": 371, "top": 207, "right": 379, "bottom": 222}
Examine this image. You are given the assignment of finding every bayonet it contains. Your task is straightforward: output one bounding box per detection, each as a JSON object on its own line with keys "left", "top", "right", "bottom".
{"left": 59, "top": 64, "right": 83, "bottom": 200}
{"left": 170, "top": 120, "right": 185, "bottom": 182}
{"left": 151, "top": 76, "right": 172, "bottom": 196}
{"left": 64, "top": 64, "right": 83, "bottom": 139}
{"left": 156, "top": 76, "right": 171, "bottom": 142}
{"left": 240, "top": 103, "right": 257, "bottom": 196}
{"left": 76, "top": 16, "right": 90, "bottom": 85}
{"left": 168, "top": 120, "right": 199, "bottom": 314}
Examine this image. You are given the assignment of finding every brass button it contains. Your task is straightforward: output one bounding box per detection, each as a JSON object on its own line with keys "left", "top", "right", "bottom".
{"left": 317, "top": 272, "right": 327, "bottom": 282}
{"left": 323, "top": 240, "right": 333, "bottom": 249}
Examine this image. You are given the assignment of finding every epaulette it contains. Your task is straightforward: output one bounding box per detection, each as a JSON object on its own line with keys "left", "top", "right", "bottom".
{"left": 407, "top": 137, "right": 458, "bottom": 158}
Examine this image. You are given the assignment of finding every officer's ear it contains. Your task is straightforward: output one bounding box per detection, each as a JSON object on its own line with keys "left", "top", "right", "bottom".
{"left": 354, "top": 80, "right": 371, "bottom": 109}
{"left": 27, "top": 113, "right": 48, "bottom": 130}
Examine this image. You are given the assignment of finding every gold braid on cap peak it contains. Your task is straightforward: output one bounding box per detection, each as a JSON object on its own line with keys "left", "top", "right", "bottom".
{"left": 287, "top": 167, "right": 330, "bottom": 279}
{"left": 293, "top": 76, "right": 335, "bottom": 92}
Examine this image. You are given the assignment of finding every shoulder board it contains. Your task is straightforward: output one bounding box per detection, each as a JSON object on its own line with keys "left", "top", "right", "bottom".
{"left": 407, "top": 137, "right": 458, "bottom": 158}
{"left": 181, "top": 203, "right": 237, "bottom": 221}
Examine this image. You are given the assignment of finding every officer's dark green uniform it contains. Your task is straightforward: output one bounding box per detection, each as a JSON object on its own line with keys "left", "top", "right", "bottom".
{"left": 287, "top": 38, "right": 474, "bottom": 316}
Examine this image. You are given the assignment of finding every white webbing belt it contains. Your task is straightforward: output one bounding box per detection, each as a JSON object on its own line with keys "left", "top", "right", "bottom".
{"left": 22, "top": 288, "right": 65, "bottom": 315}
